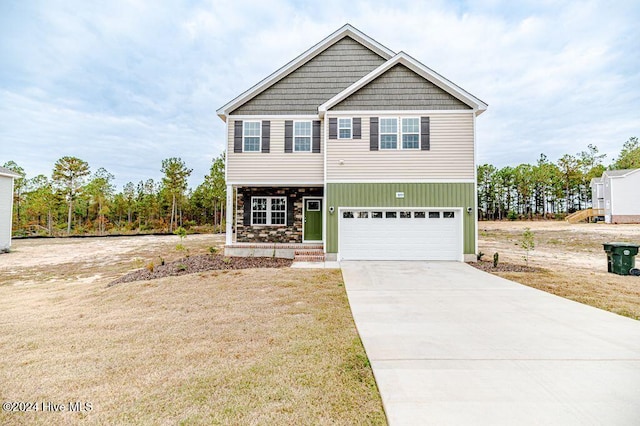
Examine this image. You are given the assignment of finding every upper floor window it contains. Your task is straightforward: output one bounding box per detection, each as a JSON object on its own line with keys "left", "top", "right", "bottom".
{"left": 243, "top": 121, "right": 261, "bottom": 152}
{"left": 379, "top": 118, "right": 398, "bottom": 150}
{"left": 401, "top": 118, "right": 420, "bottom": 149}
{"left": 294, "top": 121, "right": 311, "bottom": 152}
{"left": 338, "top": 118, "right": 352, "bottom": 139}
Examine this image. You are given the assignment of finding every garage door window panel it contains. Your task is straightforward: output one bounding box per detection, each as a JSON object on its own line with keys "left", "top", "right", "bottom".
{"left": 429, "top": 212, "right": 440, "bottom": 218}
{"left": 385, "top": 211, "right": 397, "bottom": 218}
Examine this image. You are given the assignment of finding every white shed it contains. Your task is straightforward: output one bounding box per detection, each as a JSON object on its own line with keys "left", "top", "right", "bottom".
{"left": 0, "top": 166, "right": 20, "bottom": 252}
{"left": 598, "top": 169, "right": 640, "bottom": 224}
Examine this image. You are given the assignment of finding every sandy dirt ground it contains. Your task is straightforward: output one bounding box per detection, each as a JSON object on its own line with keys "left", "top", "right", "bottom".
{"left": 478, "top": 221, "right": 640, "bottom": 269}
{"left": 0, "top": 234, "right": 225, "bottom": 287}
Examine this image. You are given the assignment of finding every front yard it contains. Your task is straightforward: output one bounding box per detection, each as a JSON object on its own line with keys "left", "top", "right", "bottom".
{"left": 0, "top": 236, "right": 386, "bottom": 425}
{"left": 477, "top": 221, "right": 640, "bottom": 320}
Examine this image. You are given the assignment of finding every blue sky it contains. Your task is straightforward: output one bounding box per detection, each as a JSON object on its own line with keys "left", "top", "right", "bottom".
{"left": 1, "top": 0, "right": 639, "bottom": 189}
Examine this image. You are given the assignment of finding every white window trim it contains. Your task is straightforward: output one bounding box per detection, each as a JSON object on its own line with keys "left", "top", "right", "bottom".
{"left": 250, "top": 196, "right": 287, "bottom": 226}
{"left": 401, "top": 117, "right": 420, "bottom": 150}
{"left": 338, "top": 117, "right": 352, "bottom": 139}
{"left": 379, "top": 117, "right": 398, "bottom": 150}
{"left": 293, "top": 120, "right": 312, "bottom": 152}
{"left": 378, "top": 116, "right": 422, "bottom": 150}
{"left": 242, "top": 121, "right": 261, "bottom": 152}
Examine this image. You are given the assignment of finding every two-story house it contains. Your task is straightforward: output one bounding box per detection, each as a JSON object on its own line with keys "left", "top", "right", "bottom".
{"left": 591, "top": 169, "right": 640, "bottom": 223}
{"left": 217, "top": 24, "right": 487, "bottom": 261}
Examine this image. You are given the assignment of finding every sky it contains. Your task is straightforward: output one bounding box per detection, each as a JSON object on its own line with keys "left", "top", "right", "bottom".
{"left": 1, "top": 0, "right": 639, "bottom": 190}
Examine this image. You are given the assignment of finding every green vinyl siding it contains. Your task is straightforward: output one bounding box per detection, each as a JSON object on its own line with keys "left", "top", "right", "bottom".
{"left": 326, "top": 182, "right": 475, "bottom": 254}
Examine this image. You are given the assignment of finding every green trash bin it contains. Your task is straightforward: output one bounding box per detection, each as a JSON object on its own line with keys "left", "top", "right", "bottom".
{"left": 603, "top": 242, "right": 640, "bottom": 276}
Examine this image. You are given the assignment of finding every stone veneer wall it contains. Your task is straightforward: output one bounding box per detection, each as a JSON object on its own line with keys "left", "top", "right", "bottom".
{"left": 236, "top": 187, "right": 323, "bottom": 243}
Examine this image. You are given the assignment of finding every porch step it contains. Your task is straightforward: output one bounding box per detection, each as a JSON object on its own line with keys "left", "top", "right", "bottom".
{"left": 294, "top": 249, "right": 325, "bottom": 263}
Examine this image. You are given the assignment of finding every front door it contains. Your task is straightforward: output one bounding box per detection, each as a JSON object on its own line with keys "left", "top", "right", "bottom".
{"left": 304, "top": 199, "right": 322, "bottom": 241}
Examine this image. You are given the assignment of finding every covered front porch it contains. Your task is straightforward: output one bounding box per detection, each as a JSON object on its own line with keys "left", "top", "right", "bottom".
{"left": 225, "top": 185, "right": 324, "bottom": 257}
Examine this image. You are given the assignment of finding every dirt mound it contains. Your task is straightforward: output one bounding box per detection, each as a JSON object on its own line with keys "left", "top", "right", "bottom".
{"left": 109, "top": 254, "right": 292, "bottom": 286}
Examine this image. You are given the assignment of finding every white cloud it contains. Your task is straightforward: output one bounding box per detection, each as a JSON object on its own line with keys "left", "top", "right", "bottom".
{"left": 1, "top": 0, "right": 638, "bottom": 190}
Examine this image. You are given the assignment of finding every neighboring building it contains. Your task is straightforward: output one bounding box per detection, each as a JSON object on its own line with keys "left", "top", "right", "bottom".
{"left": 0, "top": 166, "right": 20, "bottom": 252}
{"left": 593, "top": 169, "right": 640, "bottom": 224}
{"left": 217, "top": 24, "right": 487, "bottom": 261}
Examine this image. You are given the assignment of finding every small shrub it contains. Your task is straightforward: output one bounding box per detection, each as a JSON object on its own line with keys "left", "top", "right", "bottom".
{"left": 522, "top": 227, "right": 535, "bottom": 266}
{"left": 477, "top": 251, "right": 485, "bottom": 261}
{"left": 507, "top": 210, "right": 518, "bottom": 221}
{"left": 176, "top": 243, "right": 185, "bottom": 253}
{"left": 176, "top": 263, "right": 187, "bottom": 272}
{"left": 208, "top": 246, "right": 218, "bottom": 254}
{"left": 174, "top": 226, "right": 187, "bottom": 240}
{"left": 159, "top": 257, "right": 165, "bottom": 266}
{"left": 146, "top": 262, "right": 154, "bottom": 272}
{"left": 222, "top": 257, "right": 232, "bottom": 265}
{"left": 493, "top": 252, "right": 499, "bottom": 267}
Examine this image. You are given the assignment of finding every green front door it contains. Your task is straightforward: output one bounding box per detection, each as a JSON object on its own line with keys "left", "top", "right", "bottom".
{"left": 304, "top": 199, "right": 322, "bottom": 241}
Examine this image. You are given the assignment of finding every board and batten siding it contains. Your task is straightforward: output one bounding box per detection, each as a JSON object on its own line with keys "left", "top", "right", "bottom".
{"left": 332, "top": 64, "right": 472, "bottom": 111}
{"left": 229, "top": 37, "right": 386, "bottom": 115}
{"left": 227, "top": 119, "right": 324, "bottom": 184}
{"left": 326, "top": 112, "right": 475, "bottom": 181}
{"left": 0, "top": 176, "right": 14, "bottom": 251}
{"left": 326, "top": 182, "right": 475, "bottom": 254}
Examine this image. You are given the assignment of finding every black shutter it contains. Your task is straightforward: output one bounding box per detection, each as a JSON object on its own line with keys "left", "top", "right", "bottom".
{"left": 234, "top": 120, "right": 243, "bottom": 153}
{"left": 369, "top": 117, "right": 379, "bottom": 151}
{"left": 312, "top": 120, "right": 321, "bottom": 153}
{"left": 353, "top": 118, "right": 361, "bottom": 139}
{"left": 284, "top": 120, "right": 293, "bottom": 153}
{"left": 329, "top": 118, "right": 337, "bottom": 139}
{"left": 261, "top": 120, "right": 270, "bottom": 153}
{"left": 421, "top": 117, "right": 430, "bottom": 151}
{"left": 243, "top": 193, "right": 251, "bottom": 226}
{"left": 287, "top": 196, "right": 294, "bottom": 226}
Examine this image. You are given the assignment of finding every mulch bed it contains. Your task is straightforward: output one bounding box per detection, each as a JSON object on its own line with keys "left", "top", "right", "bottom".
{"left": 469, "top": 259, "right": 542, "bottom": 273}
{"left": 109, "top": 254, "right": 293, "bottom": 286}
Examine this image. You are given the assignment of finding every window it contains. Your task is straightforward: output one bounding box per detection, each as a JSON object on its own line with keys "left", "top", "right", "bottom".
{"left": 385, "top": 211, "right": 397, "bottom": 218}
{"left": 343, "top": 211, "right": 354, "bottom": 219}
{"left": 402, "top": 118, "right": 420, "bottom": 149}
{"left": 357, "top": 211, "right": 369, "bottom": 218}
{"left": 443, "top": 211, "right": 455, "bottom": 218}
{"left": 306, "top": 200, "right": 320, "bottom": 211}
{"left": 429, "top": 212, "right": 440, "bottom": 218}
{"left": 294, "top": 121, "right": 311, "bottom": 152}
{"left": 371, "top": 211, "right": 383, "bottom": 218}
{"left": 400, "top": 211, "right": 412, "bottom": 218}
{"left": 251, "top": 196, "right": 286, "bottom": 225}
{"left": 338, "top": 118, "right": 352, "bottom": 139}
{"left": 243, "top": 121, "right": 261, "bottom": 152}
{"left": 379, "top": 118, "right": 398, "bottom": 149}
{"left": 414, "top": 211, "right": 426, "bottom": 218}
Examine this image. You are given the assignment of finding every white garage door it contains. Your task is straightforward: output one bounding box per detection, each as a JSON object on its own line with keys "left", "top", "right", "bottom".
{"left": 339, "top": 208, "right": 462, "bottom": 261}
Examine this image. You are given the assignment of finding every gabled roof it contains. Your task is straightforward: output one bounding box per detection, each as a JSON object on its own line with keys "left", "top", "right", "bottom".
{"left": 0, "top": 166, "right": 21, "bottom": 178}
{"left": 604, "top": 168, "right": 640, "bottom": 178}
{"left": 318, "top": 51, "right": 488, "bottom": 116}
{"left": 216, "top": 24, "right": 395, "bottom": 121}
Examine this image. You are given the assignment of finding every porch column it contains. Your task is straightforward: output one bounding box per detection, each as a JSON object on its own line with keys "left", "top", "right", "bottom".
{"left": 225, "top": 185, "right": 233, "bottom": 245}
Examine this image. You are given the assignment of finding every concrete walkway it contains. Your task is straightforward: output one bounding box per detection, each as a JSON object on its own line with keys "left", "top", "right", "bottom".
{"left": 341, "top": 261, "right": 640, "bottom": 425}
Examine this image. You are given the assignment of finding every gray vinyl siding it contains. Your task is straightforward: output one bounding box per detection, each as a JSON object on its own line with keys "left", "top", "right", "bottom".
{"left": 229, "top": 37, "right": 386, "bottom": 115}
{"left": 332, "top": 64, "right": 473, "bottom": 111}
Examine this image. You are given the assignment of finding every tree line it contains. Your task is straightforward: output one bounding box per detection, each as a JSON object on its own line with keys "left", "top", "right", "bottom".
{"left": 478, "top": 137, "right": 639, "bottom": 220}
{"left": 4, "top": 153, "right": 226, "bottom": 237}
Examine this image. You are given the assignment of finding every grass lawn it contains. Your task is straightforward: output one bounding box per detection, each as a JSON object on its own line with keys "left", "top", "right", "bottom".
{"left": 0, "top": 236, "right": 386, "bottom": 425}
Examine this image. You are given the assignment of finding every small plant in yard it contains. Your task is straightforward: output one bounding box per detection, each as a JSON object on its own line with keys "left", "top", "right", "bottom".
{"left": 174, "top": 226, "right": 189, "bottom": 256}
{"left": 159, "top": 256, "right": 165, "bottom": 266}
{"left": 176, "top": 263, "right": 187, "bottom": 271}
{"left": 146, "top": 262, "right": 154, "bottom": 272}
{"left": 208, "top": 246, "right": 218, "bottom": 254}
{"left": 521, "top": 227, "right": 535, "bottom": 266}
{"left": 477, "top": 251, "right": 485, "bottom": 261}
{"left": 222, "top": 257, "right": 232, "bottom": 265}
{"left": 493, "top": 252, "right": 499, "bottom": 267}
{"left": 507, "top": 210, "right": 518, "bottom": 221}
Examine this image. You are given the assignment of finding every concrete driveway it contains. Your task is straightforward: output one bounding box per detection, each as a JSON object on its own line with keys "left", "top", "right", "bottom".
{"left": 341, "top": 261, "right": 640, "bottom": 425}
